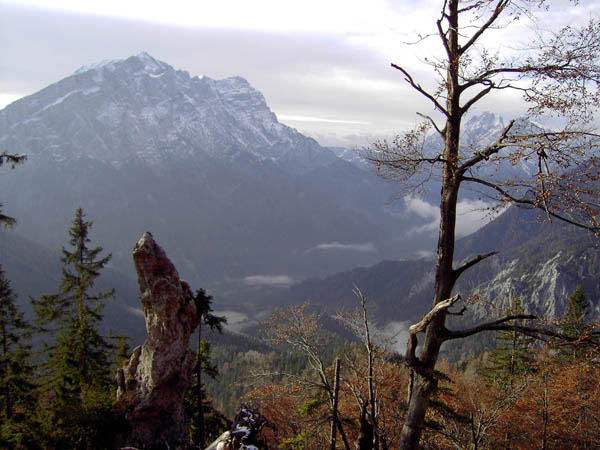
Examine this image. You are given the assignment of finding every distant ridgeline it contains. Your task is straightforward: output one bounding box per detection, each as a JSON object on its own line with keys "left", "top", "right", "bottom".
{"left": 0, "top": 53, "right": 597, "bottom": 341}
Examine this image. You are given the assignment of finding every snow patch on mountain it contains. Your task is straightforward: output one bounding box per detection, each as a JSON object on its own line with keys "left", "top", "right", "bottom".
{"left": 1, "top": 53, "right": 336, "bottom": 170}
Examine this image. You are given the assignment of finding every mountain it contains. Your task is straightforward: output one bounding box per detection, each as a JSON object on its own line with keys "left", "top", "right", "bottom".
{"left": 0, "top": 228, "right": 145, "bottom": 338}
{"left": 0, "top": 52, "right": 423, "bottom": 298}
{"left": 3, "top": 52, "right": 590, "bottom": 342}
{"left": 454, "top": 206, "right": 600, "bottom": 319}
{"left": 232, "top": 204, "right": 599, "bottom": 334}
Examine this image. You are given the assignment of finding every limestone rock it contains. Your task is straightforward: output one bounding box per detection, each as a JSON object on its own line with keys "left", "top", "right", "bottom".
{"left": 116, "top": 232, "right": 199, "bottom": 449}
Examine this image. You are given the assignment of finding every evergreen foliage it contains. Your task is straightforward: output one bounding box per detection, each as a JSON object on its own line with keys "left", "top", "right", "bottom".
{"left": 112, "top": 335, "right": 131, "bottom": 369}
{"left": 31, "top": 208, "right": 117, "bottom": 448}
{"left": 557, "top": 285, "right": 595, "bottom": 360}
{"left": 479, "top": 298, "right": 534, "bottom": 387}
{"left": 0, "top": 266, "right": 35, "bottom": 446}
{"left": 33, "top": 207, "right": 114, "bottom": 392}
{"left": 188, "top": 288, "right": 227, "bottom": 448}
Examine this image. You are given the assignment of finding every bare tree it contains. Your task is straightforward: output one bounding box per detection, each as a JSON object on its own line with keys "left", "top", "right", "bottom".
{"left": 265, "top": 303, "right": 352, "bottom": 450}
{"left": 364, "top": 1, "right": 600, "bottom": 448}
{"left": 337, "top": 287, "right": 390, "bottom": 450}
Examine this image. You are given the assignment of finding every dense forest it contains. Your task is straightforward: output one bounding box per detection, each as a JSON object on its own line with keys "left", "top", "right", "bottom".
{"left": 0, "top": 218, "right": 598, "bottom": 449}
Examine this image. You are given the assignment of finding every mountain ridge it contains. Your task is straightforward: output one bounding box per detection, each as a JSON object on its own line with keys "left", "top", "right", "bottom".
{"left": 0, "top": 53, "right": 420, "bottom": 297}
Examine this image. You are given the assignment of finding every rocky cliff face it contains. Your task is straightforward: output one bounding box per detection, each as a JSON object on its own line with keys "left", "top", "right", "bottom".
{"left": 116, "top": 232, "right": 198, "bottom": 449}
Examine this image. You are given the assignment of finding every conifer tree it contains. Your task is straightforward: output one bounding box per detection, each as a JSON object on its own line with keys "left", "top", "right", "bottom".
{"left": 479, "top": 298, "right": 533, "bottom": 388}
{"left": 33, "top": 208, "right": 114, "bottom": 393}
{"left": 31, "top": 208, "right": 117, "bottom": 448}
{"left": 112, "top": 335, "right": 131, "bottom": 370}
{"left": 188, "top": 288, "right": 226, "bottom": 448}
{"left": 0, "top": 265, "right": 34, "bottom": 424}
{"left": 558, "top": 285, "right": 593, "bottom": 360}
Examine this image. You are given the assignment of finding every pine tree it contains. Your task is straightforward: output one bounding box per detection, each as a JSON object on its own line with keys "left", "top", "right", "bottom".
{"left": 558, "top": 285, "right": 593, "bottom": 360}
{"left": 31, "top": 208, "right": 116, "bottom": 448}
{"left": 112, "top": 335, "right": 131, "bottom": 370}
{"left": 480, "top": 298, "right": 534, "bottom": 388}
{"left": 0, "top": 266, "right": 34, "bottom": 429}
{"left": 188, "top": 288, "right": 226, "bottom": 448}
{"left": 34, "top": 208, "right": 114, "bottom": 392}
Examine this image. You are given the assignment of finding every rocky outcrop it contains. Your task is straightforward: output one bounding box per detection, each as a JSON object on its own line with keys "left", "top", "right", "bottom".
{"left": 116, "top": 232, "right": 199, "bottom": 449}
{"left": 205, "top": 405, "right": 272, "bottom": 450}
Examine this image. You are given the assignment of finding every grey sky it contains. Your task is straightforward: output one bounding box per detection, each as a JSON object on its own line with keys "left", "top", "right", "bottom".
{"left": 1, "top": 1, "right": 598, "bottom": 147}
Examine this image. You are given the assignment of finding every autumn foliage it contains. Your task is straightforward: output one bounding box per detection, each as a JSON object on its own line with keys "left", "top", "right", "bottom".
{"left": 243, "top": 303, "right": 600, "bottom": 450}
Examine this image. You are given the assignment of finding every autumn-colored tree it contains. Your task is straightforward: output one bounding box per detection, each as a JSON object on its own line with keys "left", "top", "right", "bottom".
{"left": 246, "top": 379, "right": 329, "bottom": 449}
{"left": 364, "top": 2, "right": 600, "bottom": 447}
{"left": 264, "top": 303, "right": 351, "bottom": 450}
{"left": 337, "top": 287, "right": 408, "bottom": 450}
{"left": 504, "top": 355, "right": 600, "bottom": 449}
{"left": 426, "top": 361, "right": 528, "bottom": 450}
{"left": 338, "top": 348, "right": 408, "bottom": 450}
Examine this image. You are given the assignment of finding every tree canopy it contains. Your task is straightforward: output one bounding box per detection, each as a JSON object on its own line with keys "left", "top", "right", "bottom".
{"left": 364, "top": 1, "right": 600, "bottom": 448}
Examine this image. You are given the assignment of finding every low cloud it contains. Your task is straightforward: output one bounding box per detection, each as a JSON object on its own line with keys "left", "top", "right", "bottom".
{"left": 243, "top": 274, "right": 295, "bottom": 287}
{"left": 413, "top": 250, "right": 435, "bottom": 259}
{"left": 304, "top": 241, "right": 377, "bottom": 254}
{"left": 455, "top": 198, "right": 498, "bottom": 237}
{"left": 404, "top": 196, "right": 497, "bottom": 238}
{"left": 377, "top": 320, "right": 412, "bottom": 354}
{"left": 405, "top": 196, "right": 439, "bottom": 221}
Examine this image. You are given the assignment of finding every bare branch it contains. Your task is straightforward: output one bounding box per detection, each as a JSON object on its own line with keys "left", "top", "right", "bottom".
{"left": 452, "top": 252, "right": 497, "bottom": 282}
{"left": 417, "top": 112, "right": 445, "bottom": 137}
{"left": 457, "top": 120, "right": 515, "bottom": 174}
{"left": 444, "top": 316, "right": 600, "bottom": 343}
{"left": 462, "top": 175, "right": 600, "bottom": 234}
{"left": 436, "top": 16, "right": 451, "bottom": 59}
{"left": 391, "top": 64, "right": 449, "bottom": 116}
{"left": 460, "top": 85, "right": 493, "bottom": 114}
{"left": 459, "top": 0, "right": 510, "bottom": 56}
{"left": 406, "top": 295, "right": 461, "bottom": 364}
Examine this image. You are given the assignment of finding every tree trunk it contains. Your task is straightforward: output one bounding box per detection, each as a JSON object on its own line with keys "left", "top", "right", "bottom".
{"left": 1, "top": 323, "right": 11, "bottom": 420}
{"left": 399, "top": 1, "right": 462, "bottom": 447}
{"left": 197, "top": 322, "right": 205, "bottom": 449}
{"left": 330, "top": 358, "right": 341, "bottom": 450}
{"left": 356, "top": 402, "right": 374, "bottom": 450}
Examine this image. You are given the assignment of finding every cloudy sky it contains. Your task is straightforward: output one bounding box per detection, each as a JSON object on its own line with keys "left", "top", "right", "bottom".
{"left": 1, "top": 0, "right": 598, "bottom": 147}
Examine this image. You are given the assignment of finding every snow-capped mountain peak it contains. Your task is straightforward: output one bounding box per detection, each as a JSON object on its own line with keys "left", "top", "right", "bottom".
{"left": 1, "top": 53, "right": 336, "bottom": 170}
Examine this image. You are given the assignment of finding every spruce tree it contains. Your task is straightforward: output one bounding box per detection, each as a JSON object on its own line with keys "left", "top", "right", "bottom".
{"left": 188, "top": 288, "right": 226, "bottom": 448}
{"left": 33, "top": 207, "right": 114, "bottom": 393}
{"left": 31, "top": 208, "right": 116, "bottom": 448}
{"left": 112, "top": 335, "right": 131, "bottom": 370}
{"left": 558, "top": 285, "right": 593, "bottom": 360}
{"left": 479, "top": 297, "right": 533, "bottom": 388}
{"left": 0, "top": 266, "right": 34, "bottom": 425}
